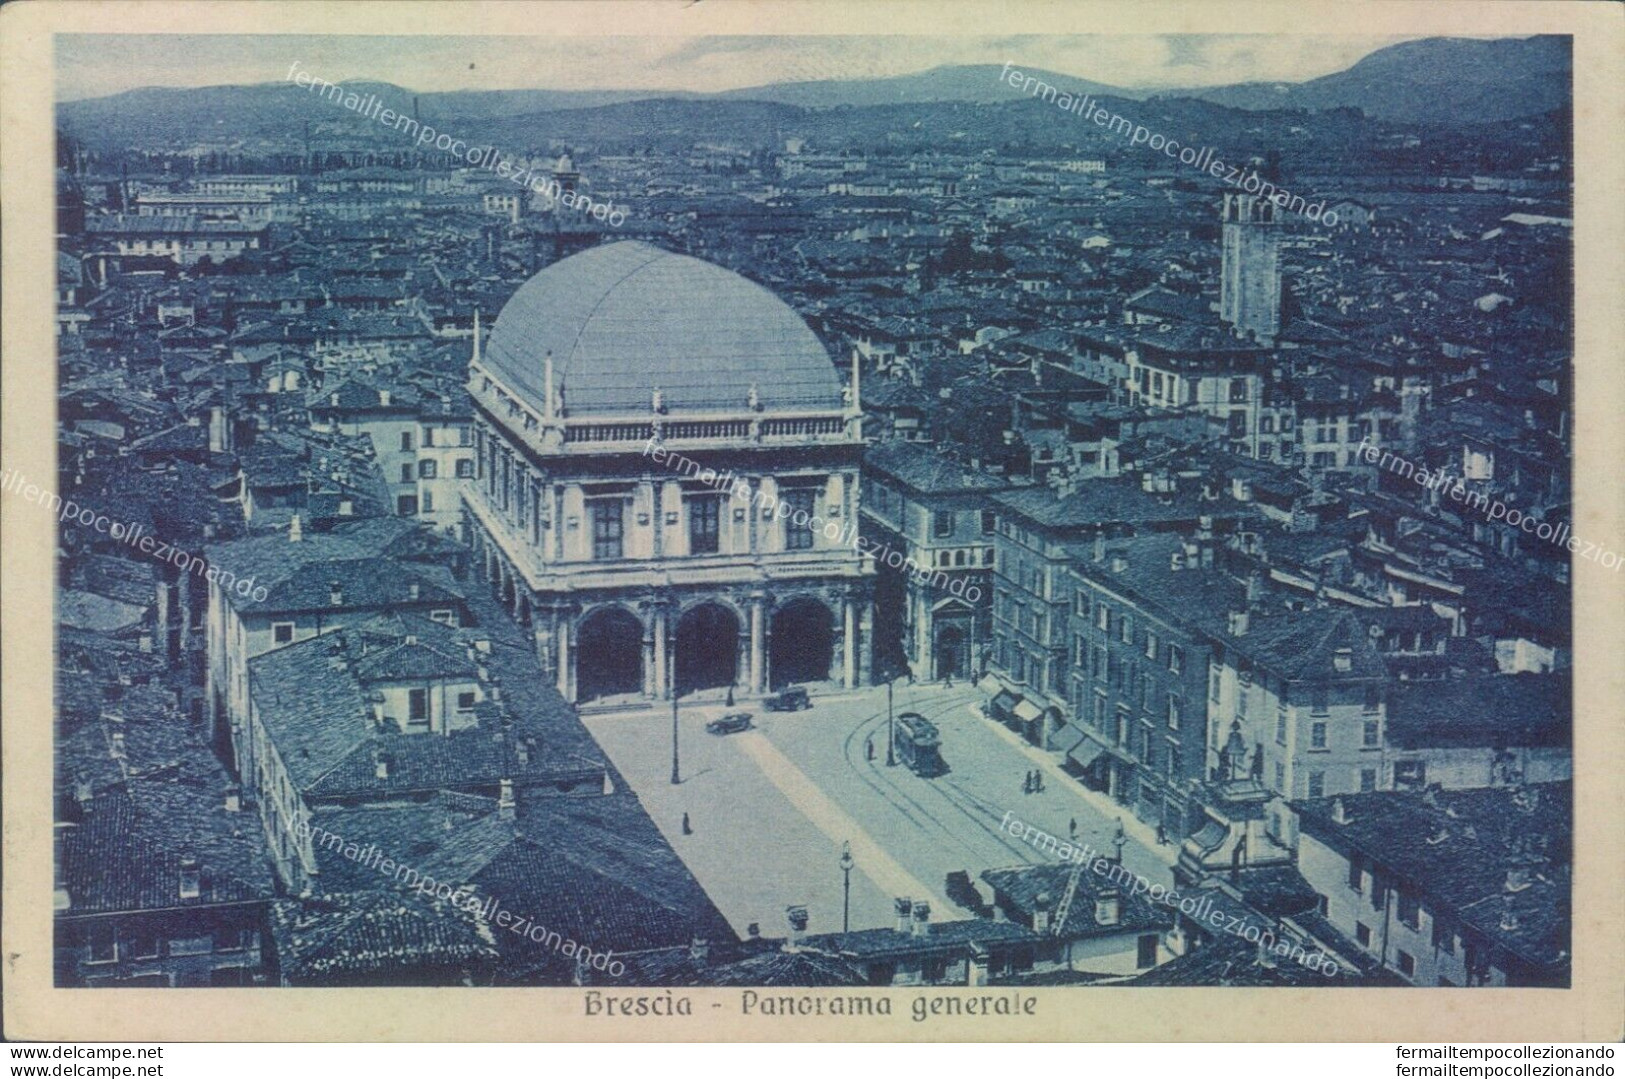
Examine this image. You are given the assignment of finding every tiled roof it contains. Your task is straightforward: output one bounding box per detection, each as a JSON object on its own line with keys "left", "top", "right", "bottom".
{"left": 269, "top": 891, "right": 499, "bottom": 983}
{"left": 1387, "top": 673, "right": 1570, "bottom": 749}
{"left": 981, "top": 863, "right": 1174, "bottom": 939}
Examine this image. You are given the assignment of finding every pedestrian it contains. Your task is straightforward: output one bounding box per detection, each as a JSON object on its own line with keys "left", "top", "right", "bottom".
{"left": 1036, "top": 771, "right": 1045, "bottom": 793}
{"left": 682, "top": 812, "right": 692, "bottom": 836}
{"left": 1156, "top": 823, "right": 1167, "bottom": 845}
{"left": 1021, "top": 772, "right": 1031, "bottom": 795}
{"left": 866, "top": 737, "right": 875, "bottom": 762}
{"left": 944, "top": 671, "right": 954, "bottom": 689}
{"left": 1069, "top": 817, "right": 1078, "bottom": 840}
{"left": 725, "top": 686, "right": 735, "bottom": 707}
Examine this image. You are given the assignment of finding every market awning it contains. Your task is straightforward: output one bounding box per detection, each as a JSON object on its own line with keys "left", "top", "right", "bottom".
{"left": 1067, "top": 739, "right": 1107, "bottom": 769}
{"left": 990, "top": 689, "right": 1021, "bottom": 717}
{"left": 1049, "top": 723, "right": 1087, "bottom": 755}
{"left": 1013, "top": 699, "right": 1044, "bottom": 723}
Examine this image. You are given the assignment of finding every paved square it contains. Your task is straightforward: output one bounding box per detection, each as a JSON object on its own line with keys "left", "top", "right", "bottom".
{"left": 583, "top": 684, "right": 1176, "bottom": 938}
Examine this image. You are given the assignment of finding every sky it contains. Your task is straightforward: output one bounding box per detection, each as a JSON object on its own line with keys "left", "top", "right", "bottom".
{"left": 55, "top": 33, "right": 1434, "bottom": 102}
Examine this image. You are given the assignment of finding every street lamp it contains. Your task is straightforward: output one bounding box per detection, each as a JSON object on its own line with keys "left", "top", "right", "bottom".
{"left": 670, "top": 640, "right": 682, "bottom": 785}
{"left": 1112, "top": 817, "right": 1127, "bottom": 864}
{"left": 839, "top": 841, "right": 854, "bottom": 933}
{"left": 885, "top": 678, "right": 897, "bottom": 767}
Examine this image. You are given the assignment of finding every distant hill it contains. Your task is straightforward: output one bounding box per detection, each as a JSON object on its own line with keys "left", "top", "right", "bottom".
{"left": 55, "top": 35, "right": 1571, "bottom": 153}
{"left": 714, "top": 64, "right": 1143, "bottom": 108}
{"left": 1161, "top": 35, "right": 1571, "bottom": 123}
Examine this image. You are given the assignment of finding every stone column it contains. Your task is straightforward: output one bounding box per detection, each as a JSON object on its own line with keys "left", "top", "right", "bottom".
{"left": 556, "top": 615, "right": 572, "bottom": 700}
{"left": 642, "top": 616, "right": 657, "bottom": 698}
{"left": 858, "top": 593, "right": 874, "bottom": 687}
{"left": 653, "top": 604, "right": 669, "bottom": 699}
{"left": 749, "top": 594, "right": 766, "bottom": 694}
{"left": 842, "top": 595, "right": 857, "bottom": 689}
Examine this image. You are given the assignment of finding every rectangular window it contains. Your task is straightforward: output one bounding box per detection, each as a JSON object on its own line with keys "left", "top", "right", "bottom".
{"left": 455, "top": 458, "right": 474, "bottom": 479}
{"left": 1093, "top": 694, "right": 1107, "bottom": 729}
{"left": 1355, "top": 922, "right": 1371, "bottom": 948}
{"left": 1167, "top": 644, "right": 1182, "bottom": 673}
{"left": 1136, "top": 934, "right": 1159, "bottom": 969}
{"left": 457, "top": 691, "right": 477, "bottom": 711}
{"left": 128, "top": 930, "right": 161, "bottom": 960}
{"left": 1274, "top": 761, "right": 1285, "bottom": 791}
{"left": 688, "top": 496, "right": 721, "bottom": 554}
{"left": 214, "top": 928, "right": 251, "bottom": 952}
{"left": 421, "top": 491, "right": 434, "bottom": 513}
{"left": 419, "top": 459, "right": 437, "bottom": 479}
{"left": 1308, "top": 771, "right": 1325, "bottom": 798}
{"left": 1364, "top": 684, "right": 1382, "bottom": 712}
{"left": 422, "top": 427, "right": 435, "bottom": 448}
{"left": 1144, "top": 631, "right": 1158, "bottom": 661}
{"left": 1432, "top": 918, "right": 1456, "bottom": 955}
{"left": 169, "top": 935, "right": 211, "bottom": 957}
{"left": 1167, "top": 694, "right": 1181, "bottom": 730}
{"left": 1348, "top": 855, "right": 1364, "bottom": 892}
{"left": 1363, "top": 719, "right": 1380, "bottom": 748}
{"left": 1119, "top": 615, "right": 1132, "bottom": 644}
{"left": 1311, "top": 720, "right": 1327, "bottom": 749}
{"left": 1075, "top": 590, "right": 1089, "bottom": 617}
{"left": 396, "top": 495, "right": 417, "bottom": 516}
{"left": 1396, "top": 950, "right": 1416, "bottom": 978}
{"left": 86, "top": 924, "right": 118, "bottom": 964}
{"left": 1361, "top": 768, "right": 1377, "bottom": 792}
{"left": 1397, "top": 890, "right": 1420, "bottom": 930}
{"left": 459, "top": 426, "right": 472, "bottom": 447}
{"left": 1166, "top": 743, "right": 1181, "bottom": 781}
{"left": 784, "top": 489, "right": 816, "bottom": 550}
{"left": 591, "top": 500, "right": 624, "bottom": 560}
{"left": 1209, "top": 666, "right": 1222, "bottom": 703}
{"left": 933, "top": 510, "right": 954, "bottom": 538}
{"left": 400, "top": 431, "right": 413, "bottom": 452}
{"left": 273, "top": 622, "right": 295, "bottom": 645}
{"left": 430, "top": 609, "right": 455, "bottom": 625}
{"left": 1096, "top": 604, "right": 1110, "bottom": 632}
{"left": 981, "top": 510, "right": 996, "bottom": 535}
{"left": 1276, "top": 706, "right": 1288, "bottom": 745}
{"left": 400, "top": 463, "right": 414, "bottom": 483}
{"left": 408, "top": 688, "right": 429, "bottom": 725}
{"left": 1311, "top": 685, "right": 1329, "bottom": 714}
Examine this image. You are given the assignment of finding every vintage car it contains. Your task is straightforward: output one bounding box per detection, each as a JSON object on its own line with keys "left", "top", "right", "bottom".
{"left": 763, "top": 686, "right": 812, "bottom": 712}
{"left": 705, "top": 712, "right": 756, "bottom": 736}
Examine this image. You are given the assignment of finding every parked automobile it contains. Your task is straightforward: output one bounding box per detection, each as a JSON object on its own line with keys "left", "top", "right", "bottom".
{"left": 705, "top": 712, "right": 756, "bottom": 736}
{"left": 763, "top": 686, "right": 812, "bottom": 712}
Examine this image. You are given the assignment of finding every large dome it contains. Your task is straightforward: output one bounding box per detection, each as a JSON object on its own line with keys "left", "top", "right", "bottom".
{"left": 482, "top": 241, "right": 844, "bottom": 416}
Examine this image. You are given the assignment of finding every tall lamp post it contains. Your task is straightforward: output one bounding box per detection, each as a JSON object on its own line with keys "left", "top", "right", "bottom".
{"left": 839, "top": 841, "right": 854, "bottom": 933}
{"left": 885, "top": 678, "right": 897, "bottom": 767}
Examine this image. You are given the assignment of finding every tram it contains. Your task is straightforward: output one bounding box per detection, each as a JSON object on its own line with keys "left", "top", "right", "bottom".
{"left": 893, "top": 712, "right": 948, "bottom": 777}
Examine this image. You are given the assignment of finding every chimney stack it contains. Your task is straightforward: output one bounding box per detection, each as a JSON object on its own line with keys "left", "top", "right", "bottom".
{"left": 289, "top": 514, "right": 303, "bottom": 543}
{"left": 1094, "top": 888, "right": 1121, "bottom": 927}
{"left": 329, "top": 581, "right": 343, "bottom": 607}
{"left": 178, "top": 856, "right": 201, "bottom": 900}
{"left": 1227, "top": 609, "right": 1250, "bottom": 637}
{"left": 498, "top": 778, "right": 516, "bottom": 820}
{"left": 1093, "top": 532, "right": 1106, "bottom": 563}
{"left": 1033, "top": 893, "right": 1052, "bottom": 932}
{"left": 786, "top": 905, "right": 810, "bottom": 948}
{"left": 895, "top": 897, "right": 914, "bottom": 933}
{"left": 912, "top": 901, "right": 931, "bottom": 938}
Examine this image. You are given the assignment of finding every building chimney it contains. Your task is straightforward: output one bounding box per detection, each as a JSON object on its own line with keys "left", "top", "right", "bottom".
{"left": 1246, "top": 570, "right": 1264, "bottom": 606}
{"left": 224, "top": 785, "right": 241, "bottom": 813}
{"left": 1094, "top": 888, "right": 1121, "bottom": 927}
{"left": 289, "top": 514, "right": 303, "bottom": 543}
{"left": 110, "top": 732, "right": 126, "bottom": 759}
{"left": 1499, "top": 893, "right": 1519, "bottom": 932}
{"left": 408, "top": 582, "right": 420, "bottom": 600}
{"left": 1331, "top": 798, "right": 1351, "bottom": 824}
{"left": 178, "top": 856, "right": 201, "bottom": 900}
{"left": 911, "top": 901, "right": 931, "bottom": 937}
{"left": 689, "top": 938, "right": 710, "bottom": 964}
{"left": 1110, "top": 552, "right": 1127, "bottom": 573}
{"left": 329, "top": 581, "right": 343, "bottom": 606}
{"left": 498, "top": 778, "right": 516, "bottom": 820}
{"left": 138, "top": 633, "right": 153, "bottom": 654}
{"left": 895, "top": 896, "right": 914, "bottom": 933}
{"left": 1032, "top": 893, "right": 1051, "bottom": 932}
{"left": 378, "top": 389, "right": 391, "bottom": 406}
{"left": 1227, "top": 609, "right": 1250, "bottom": 636}
{"left": 374, "top": 753, "right": 389, "bottom": 780}
{"left": 1093, "top": 532, "right": 1106, "bottom": 563}
{"left": 786, "top": 905, "right": 810, "bottom": 948}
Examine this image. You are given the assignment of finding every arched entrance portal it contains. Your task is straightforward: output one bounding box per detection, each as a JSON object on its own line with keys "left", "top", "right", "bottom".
{"left": 576, "top": 607, "right": 644, "bottom": 702}
{"left": 770, "top": 598, "right": 834, "bottom": 688}
{"left": 934, "top": 623, "right": 968, "bottom": 681}
{"left": 674, "top": 603, "right": 739, "bottom": 696}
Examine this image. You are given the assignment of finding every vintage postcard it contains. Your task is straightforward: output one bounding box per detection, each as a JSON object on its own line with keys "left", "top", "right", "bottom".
{"left": 3, "top": 0, "right": 1622, "bottom": 1045}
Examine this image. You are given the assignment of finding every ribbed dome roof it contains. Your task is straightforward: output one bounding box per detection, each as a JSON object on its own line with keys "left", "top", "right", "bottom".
{"left": 482, "top": 241, "right": 843, "bottom": 416}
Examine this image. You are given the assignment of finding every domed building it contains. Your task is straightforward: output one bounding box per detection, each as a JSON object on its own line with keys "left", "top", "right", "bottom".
{"left": 464, "top": 241, "right": 873, "bottom": 704}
